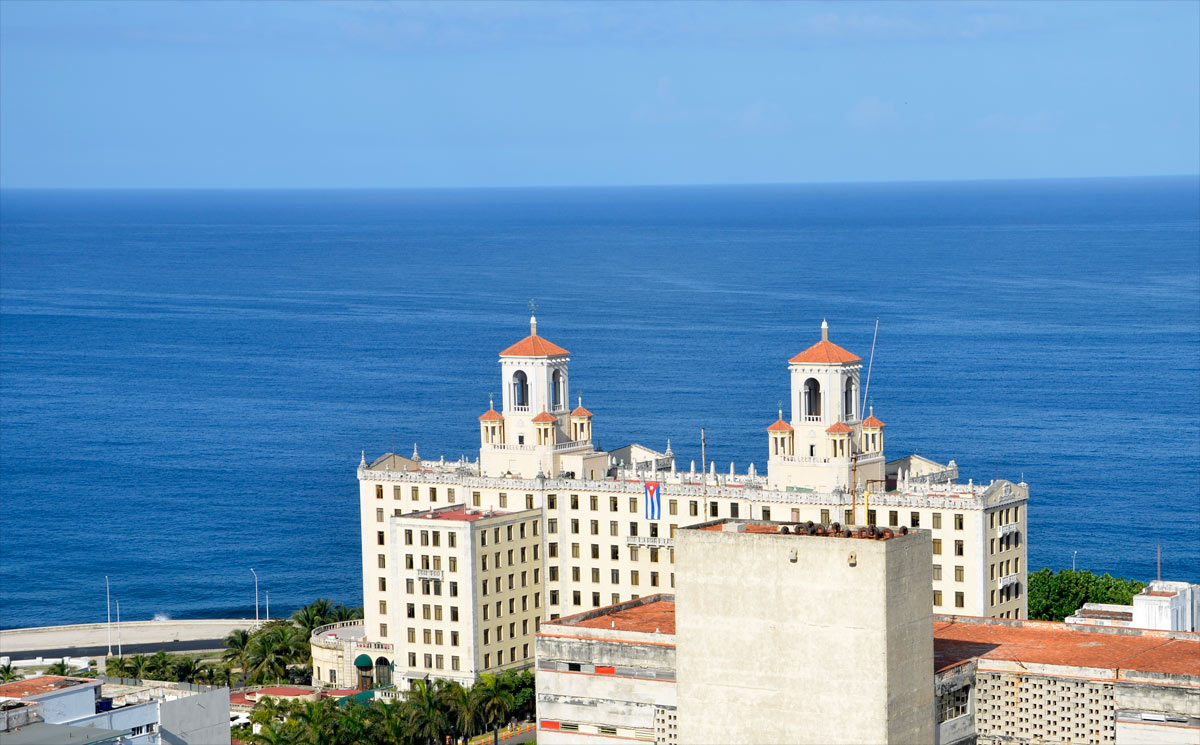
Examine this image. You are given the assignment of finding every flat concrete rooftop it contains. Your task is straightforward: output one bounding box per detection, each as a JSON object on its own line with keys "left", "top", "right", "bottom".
{"left": 0, "top": 676, "right": 96, "bottom": 699}
{"left": 407, "top": 505, "right": 506, "bottom": 522}
{"left": 545, "top": 594, "right": 676, "bottom": 635}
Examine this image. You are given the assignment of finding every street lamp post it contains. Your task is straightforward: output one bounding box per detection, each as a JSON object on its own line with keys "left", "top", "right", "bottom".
{"left": 265, "top": 591, "right": 269, "bottom": 622}
{"left": 251, "top": 568, "right": 259, "bottom": 622}
{"left": 106, "top": 576, "right": 112, "bottom": 657}
{"left": 1072, "top": 551, "right": 1078, "bottom": 572}
{"left": 115, "top": 599, "right": 122, "bottom": 658}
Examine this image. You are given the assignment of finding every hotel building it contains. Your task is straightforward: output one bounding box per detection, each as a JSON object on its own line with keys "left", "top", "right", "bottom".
{"left": 312, "top": 316, "right": 1029, "bottom": 690}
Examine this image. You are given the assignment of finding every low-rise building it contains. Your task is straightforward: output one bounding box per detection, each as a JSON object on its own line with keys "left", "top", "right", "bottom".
{"left": 536, "top": 595, "right": 677, "bottom": 745}
{"left": 0, "top": 675, "right": 231, "bottom": 745}
{"left": 1066, "top": 580, "right": 1200, "bottom": 633}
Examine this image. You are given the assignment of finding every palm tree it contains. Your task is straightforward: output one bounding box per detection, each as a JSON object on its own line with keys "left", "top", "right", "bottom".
{"left": 124, "top": 654, "right": 151, "bottom": 680}
{"left": 224, "top": 628, "right": 253, "bottom": 681}
{"left": 0, "top": 663, "right": 20, "bottom": 683}
{"left": 46, "top": 660, "right": 73, "bottom": 676}
{"left": 293, "top": 699, "right": 336, "bottom": 745}
{"left": 246, "top": 624, "right": 304, "bottom": 685}
{"left": 403, "top": 678, "right": 450, "bottom": 745}
{"left": 472, "top": 673, "right": 514, "bottom": 745}
{"left": 373, "top": 699, "right": 411, "bottom": 745}
{"left": 291, "top": 599, "right": 334, "bottom": 639}
{"left": 104, "top": 657, "right": 126, "bottom": 678}
{"left": 147, "top": 650, "right": 173, "bottom": 680}
{"left": 173, "top": 657, "right": 202, "bottom": 684}
{"left": 441, "top": 680, "right": 479, "bottom": 745}
{"left": 250, "top": 696, "right": 284, "bottom": 728}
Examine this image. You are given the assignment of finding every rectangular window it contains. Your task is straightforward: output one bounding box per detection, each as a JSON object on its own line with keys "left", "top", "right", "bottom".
{"left": 449, "top": 581, "right": 458, "bottom": 597}
{"left": 526, "top": 494, "right": 534, "bottom": 509}
{"left": 629, "top": 522, "right": 638, "bottom": 537}
{"left": 590, "top": 519, "right": 599, "bottom": 535}
{"left": 932, "top": 565, "right": 942, "bottom": 581}
{"left": 379, "top": 600, "right": 387, "bottom": 614}
{"left": 989, "top": 512, "right": 996, "bottom": 529}
{"left": 631, "top": 570, "right": 639, "bottom": 586}
{"left": 610, "top": 545, "right": 619, "bottom": 560}
{"left": 629, "top": 547, "right": 639, "bottom": 561}
{"left": 571, "top": 543, "right": 580, "bottom": 558}
{"left": 430, "top": 487, "right": 438, "bottom": 502}
{"left": 377, "top": 554, "right": 386, "bottom": 568}
{"left": 954, "top": 513, "right": 964, "bottom": 530}
{"left": 380, "top": 623, "right": 387, "bottom": 637}
{"left": 710, "top": 501, "right": 718, "bottom": 517}
{"left": 669, "top": 499, "right": 678, "bottom": 515}
{"left": 380, "top": 577, "right": 387, "bottom": 591}
{"left": 548, "top": 566, "right": 559, "bottom": 581}
{"left": 590, "top": 495, "right": 598, "bottom": 510}
{"left": 689, "top": 500, "right": 699, "bottom": 517}
{"left": 571, "top": 567, "right": 580, "bottom": 582}
{"left": 412, "top": 486, "right": 419, "bottom": 501}
{"left": 376, "top": 508, "right": 384, "bottom": 522}
{"left": 867, "top": 509, "right": 877, "bottom": 526}
{"left": 820, "top": 509, "right": 830, "bottom": 524}
{"left": 629, "top": 497, "right": 638, "bottom": 513}
{"left": 911, "top": 512, "right": 920, "bottom": 528}
{"left": 448, "top": 488, "right": 455, "bottom": 501}
{"left": 932, "top": 512, "right": 942, "bottom": 529}
{"left": 610, "top": 496, "right": 618, "bottom": 511}
{"left": 404, "top": 529, "right": 413, "bottom": 546}
{"left": 376, "top": 484, "right": 383, "bottom": 499}
{"left": 570, "top": 518, "right": 579, "bottom": 534}
{"left": 844, "top": 509, "right": 853, "bottom": 525}
{"left": 591, "top": 544, "right": 600, "bottom": 559}
{"left": 571, "top": 494, "right": 579, "bottom": 509}
{"left": 451, "top": 606, "right": 458, "bottom": 622}
{"left": 393, "top": 485, "right": 401, "bottom": 500}
{"left": 991, "top": 590, "right": 996, "bottom": 606}
{"left": 547, "top": 494, "right": 557, "bottom": 509}
{"left": 407, "top": 627, "right": 416, "bottom": 643}
{"left": 499, "top": 493, "right": 508, "bottom": 508}
{"left": 549, "top": 543, "right": 558, "bottom": 558}
{"left": 933, "top": 539, "right": 942, "bottom": 555}
{"left": 592, "top": 592, "right": 600, "bottom": 607}
{"left": 650, "top": 548, "right": 659, "bottom": 563}
{"left": 730, "top": 503, "right": 739, "bottom": 518}
{"left": 424, "top": 628, "right": 433, "bottom": 644}
{"left": 954, "top": 540, "right": 964, "bottom": 557}
{"left": 548, "top": 518, "right": 557, "bottom": 533}
{"left": 761, "top": 507, "right": 770, "bottom": 521}
{"left": 889, "top": 511, "right": 898, "bottom": 527}
{"left": 451, "top": 656, "right": 460, "bottom": 671}
{"left": 955, "top": 592, "right": 965, "bottom": 608}
{"left": 934, "top": 590, "right": 942, "bottom": 607}
{"left": 651, "top": 571, "right": 659, "bottom": 587}
{"left": 572, "top": 590, "right": 581, "bottom": 606}
{"left": 955, "top": 566, "right": 964, "bottom": 582}
{"left": 432, "top": 531, "right": 440, "bottom": 547}
{"left": 611, "top": 568, "right": 619, "bottom": 583}
{"left": 451, "top": 631, "right": 459, "bottom": 646}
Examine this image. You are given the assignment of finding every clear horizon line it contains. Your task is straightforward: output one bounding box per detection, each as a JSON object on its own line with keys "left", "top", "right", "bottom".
{"left": 2, "top": 173, "right": 1198, "bottom": 192}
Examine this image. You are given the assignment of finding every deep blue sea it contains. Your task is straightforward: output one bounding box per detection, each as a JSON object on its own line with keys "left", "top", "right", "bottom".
{"left": 2, "top": 179, "right": 1197, "bottom": 629}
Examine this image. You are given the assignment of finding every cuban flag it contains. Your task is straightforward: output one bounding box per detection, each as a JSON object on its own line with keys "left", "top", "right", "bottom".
{"left": 644, "top": 482, "right": 661, "bottom": 520}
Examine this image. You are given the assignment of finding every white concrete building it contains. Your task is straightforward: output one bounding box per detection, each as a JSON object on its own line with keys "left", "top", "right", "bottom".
{"left": 1067, "top": 580, "right": 1200, "bottom": 633}
{"left": 0, "top": 675, "right": 230, "bottom": 745}
{"left": 317, "top": 318, "right": 1030, "bottom": 687}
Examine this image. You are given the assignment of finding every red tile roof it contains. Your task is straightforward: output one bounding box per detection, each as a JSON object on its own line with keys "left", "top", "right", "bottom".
{"left": 766, "top": 418, "right": 794, "bottom": 432}
{"left": 862, "top": 414, "right": 885, "bottom": 428}
{"left": 532, "top": 411, "right": 558, "bottom": 423}
{"left": 933, "top": 618, "right": 1200, "bottom": 677}
{"left": 825, "top": 421, "right": 853, "bottom": 434}
{"left": 789, "top": 339, "right": 862, "bottom": 365}
{"left": 499, "top": 335, "right": 569, "bottom": 357}
{"left": 248, "top": 687, "right": 315, "bottom": 698}
{"left": 478, "top": 408, "right": 503, "bottom": 421}
{"left": 0, "top": 676, "right": 95, "bottom": 699}
{"left": 562, "top": 598, "right": 676, "bottom": 635}
{"left": 570, "top": 405, "right": 593, "bottom": 417}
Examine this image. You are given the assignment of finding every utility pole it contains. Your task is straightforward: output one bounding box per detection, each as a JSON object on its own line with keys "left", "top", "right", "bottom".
{"left": 106, "top": 576, "right": 112, "bottom": 657}
{"left": 251, "top": 568, "right": 259, "bottom": 622}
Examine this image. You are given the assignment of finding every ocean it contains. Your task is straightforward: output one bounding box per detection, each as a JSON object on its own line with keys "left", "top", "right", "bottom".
{"left": 1, "top": 178, "right": 1197, "bottom": 629}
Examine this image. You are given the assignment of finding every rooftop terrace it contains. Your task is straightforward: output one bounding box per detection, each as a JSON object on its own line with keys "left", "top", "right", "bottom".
{"left": 544, "top": 594, "right": 676, "bottom": 636}
{"left": 0, "top": 676, "right": 96, "bottom": 700}
{"left": 692, "top": 518, "right": 913, "bottom": 540}
{"left": 406, "top": 504, "right": 507, "bottom": 522}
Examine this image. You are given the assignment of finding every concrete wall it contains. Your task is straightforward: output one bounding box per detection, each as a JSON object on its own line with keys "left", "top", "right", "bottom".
{"left": 72, "top": 702, "right": 159, "bottom": 745}
{"left": 160, "top": 686, "right": 232, "bottom": 745}
{"left": 674, "top": 524, "right": 933, "bottom": 745}
{"left": 33, "top": 682, "right": 98, "bottom": 723}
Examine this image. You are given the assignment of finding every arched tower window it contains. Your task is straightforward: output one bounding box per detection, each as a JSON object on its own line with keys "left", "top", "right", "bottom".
{"left": 844, "top": 379, "right": 856, "bottom": 420}
{"left": 803, "top": 379, "right": 821, "bottom": 418}
{"left": 552, "top": 370, "right": 563, "bottom": 410}
{"left": 512, "top": 371, "right": 529, "bottom": 408}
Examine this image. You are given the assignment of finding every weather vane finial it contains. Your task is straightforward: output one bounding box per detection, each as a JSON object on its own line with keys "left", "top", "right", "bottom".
{"left": 528, "top": 299, "right": 538, "bottom": 335}
{"left": 528, "top": 298, "right": 537, "bottom": 315}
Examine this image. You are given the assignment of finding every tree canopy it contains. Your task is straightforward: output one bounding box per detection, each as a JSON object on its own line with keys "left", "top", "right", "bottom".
{"left": 1027, "top": 568, "right": 1146, "bottom": 622}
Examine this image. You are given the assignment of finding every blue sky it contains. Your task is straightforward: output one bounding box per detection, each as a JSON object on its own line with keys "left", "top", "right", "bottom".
{"left": 1, "top": 1, "right": 1197, "bottom": 188}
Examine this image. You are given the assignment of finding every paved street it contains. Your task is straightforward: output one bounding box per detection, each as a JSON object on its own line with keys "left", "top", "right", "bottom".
{"left": 0, "top": 619, "right": 258, "bottom": 660}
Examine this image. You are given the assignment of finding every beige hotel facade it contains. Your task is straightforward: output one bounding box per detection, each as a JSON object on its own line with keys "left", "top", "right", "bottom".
{"left": 311, "top": 317, "right": 1029, "bottom": 690}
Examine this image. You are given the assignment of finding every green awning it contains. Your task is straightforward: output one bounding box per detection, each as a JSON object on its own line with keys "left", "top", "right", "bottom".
{"left": 353, "top": 654, "right": 373, "bottom": 669}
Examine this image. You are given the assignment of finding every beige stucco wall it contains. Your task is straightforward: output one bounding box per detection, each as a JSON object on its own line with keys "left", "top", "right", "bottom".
{"left": 674, "top": 525, "right": 933, "bottom": 745}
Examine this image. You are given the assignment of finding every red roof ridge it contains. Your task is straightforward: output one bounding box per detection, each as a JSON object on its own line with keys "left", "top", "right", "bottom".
{"left": 826, "top": 421, "right": 853, "bottom": 434}
{"left": 532, "top": 411, "right": 558, "bottom": 423}
{"left": 570, "top": 405, "right": 593, "bottom": 417}
{"left": 478, "top": 408, "right": 503, "bottom": 421}
{"left": 862, "top": 414, "right": 885, "bottom": 428}
{"left": 766, "top": 418, "right": 794, "bottom": 432}
{"left": 499, "top": 334, "right": 569, "bottom": 358}
{"left": 789, "top": 339, "right": 861, "bottom": 365}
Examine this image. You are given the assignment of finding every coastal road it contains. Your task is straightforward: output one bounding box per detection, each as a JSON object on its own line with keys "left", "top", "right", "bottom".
{"left": 0, "top": 619, "right": 261, "bottom": 661}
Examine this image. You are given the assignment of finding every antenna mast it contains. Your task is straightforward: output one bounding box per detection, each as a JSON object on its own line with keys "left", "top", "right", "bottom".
{"left": 861, "top": 318, "right": 880, "bottom": 416}
{"left": 701, "top": 428, "right": 707, "bottom": 495}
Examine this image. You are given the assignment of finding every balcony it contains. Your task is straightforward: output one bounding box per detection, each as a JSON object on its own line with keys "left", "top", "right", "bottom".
{"left": 1000, "top": 573, "right": 1020, "bottom": 589}
{"left": 310, "top": 620, "right": 366, "bottom": 650}
{"left": 554, "top": 439, "right": 591, "bottom": 452}
{"left": 416, "top": 568, "right": 443, "bottom": 581}
{"left": 999, "top": 523, "right": 1019, "bottom": 537}
{"left": 626, "top": 536, "right": 673, "bottom": 548}
{"left": 510, "top": 405, "right": 530, "bottom": 413}
{"left": 803, "top": 415, "right": 822, "bottom": 423}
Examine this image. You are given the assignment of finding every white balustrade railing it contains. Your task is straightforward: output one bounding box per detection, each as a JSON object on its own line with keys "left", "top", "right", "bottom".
{"left": 1000, "top": 574, "right": 1020, "bottom": 589}
{"left": 553, "top": 439, "right": 591, "bottom": 451}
